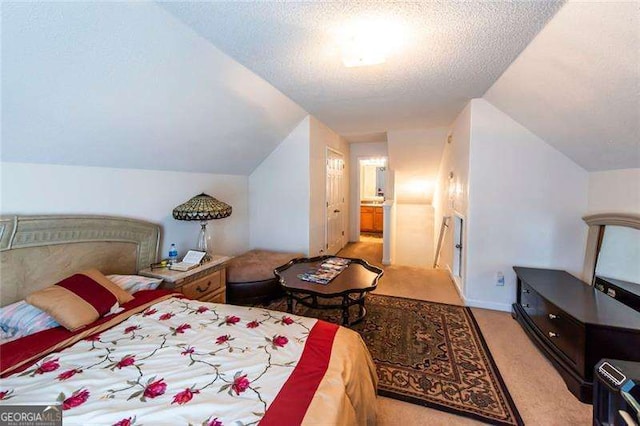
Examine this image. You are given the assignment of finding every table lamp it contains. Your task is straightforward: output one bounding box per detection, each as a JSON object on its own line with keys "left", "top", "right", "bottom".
{"left": 172, "top": 193, "right": 232, "bottom": 261}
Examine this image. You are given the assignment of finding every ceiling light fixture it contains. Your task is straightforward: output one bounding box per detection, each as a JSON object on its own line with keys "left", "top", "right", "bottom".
{"left": 335, "top": 18, "right": 406, "bottom": 68}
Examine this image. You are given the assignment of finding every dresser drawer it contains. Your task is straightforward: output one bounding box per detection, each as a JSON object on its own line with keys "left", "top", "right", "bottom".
{"left": 181, "top": 271, "right": 222, "bottom": 299}
{"left": 535, "top": 298, "right": 583, "bottom": 365}
{"left": 519, "top": 282, "right": 538, "bottom": 317}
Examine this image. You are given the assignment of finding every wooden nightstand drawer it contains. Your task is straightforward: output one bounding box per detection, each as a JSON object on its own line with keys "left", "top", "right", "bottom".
{"left": 139, "top": 255, "right": 231, "bottom": 304}
{"left": 200, "top": 289, "right": 225, "bottom": 304}
{"left": 181, "top": 271, "right": 221, "bottom": 299}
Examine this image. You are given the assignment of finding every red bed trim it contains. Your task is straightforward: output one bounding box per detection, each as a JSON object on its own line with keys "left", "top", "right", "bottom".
{"left": 261, "top": 320, "right": 339, "bottom": 425}
{"left": 1, "top": 289, "right": 179, "bottom": 377}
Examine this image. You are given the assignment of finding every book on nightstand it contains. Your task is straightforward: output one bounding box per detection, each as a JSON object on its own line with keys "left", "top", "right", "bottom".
{"left": 169, "top": 250, "right": 206, "bottom": 272}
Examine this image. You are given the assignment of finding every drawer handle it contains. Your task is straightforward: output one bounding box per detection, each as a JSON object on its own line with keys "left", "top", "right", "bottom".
{"left": 522, "top": 289, "right": 530, "bottom": 294}
{"left": 548, "top": 331, "right": 559, "bottom": 338}
{"left": 196, "top": 281, "right": 212, "bottom": 293}
{"left": 548, "top": 313, "right": 558, "bottom": 320}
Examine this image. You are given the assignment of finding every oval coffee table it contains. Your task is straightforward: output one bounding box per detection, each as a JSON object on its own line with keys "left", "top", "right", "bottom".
{"left": 274, "top": 256, "right": 383, "bottom": 326}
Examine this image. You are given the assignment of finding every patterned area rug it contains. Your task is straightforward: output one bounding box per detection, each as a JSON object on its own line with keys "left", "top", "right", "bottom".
{"left": 263, "top": 294, "right": 523, "bottom": 426}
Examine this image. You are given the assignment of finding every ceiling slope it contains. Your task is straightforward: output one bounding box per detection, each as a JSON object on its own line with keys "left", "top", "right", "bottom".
{"left": 484, "top": 1, "right": 640, "bottom": 171}
{"left": 160, "top": 1, "right": 564, "bottom": 138}
{"left": 1, "top": 2, "right": 306, "bottom": 174}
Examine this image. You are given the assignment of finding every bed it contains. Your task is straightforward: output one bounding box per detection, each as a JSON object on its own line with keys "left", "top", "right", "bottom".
{"left": 0, "top": 215, "right": 377, "bottom": 425}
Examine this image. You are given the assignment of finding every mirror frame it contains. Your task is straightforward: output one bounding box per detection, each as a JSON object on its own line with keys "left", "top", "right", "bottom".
{"left": 582, "top": 213, "right": 640, "bottom": 284}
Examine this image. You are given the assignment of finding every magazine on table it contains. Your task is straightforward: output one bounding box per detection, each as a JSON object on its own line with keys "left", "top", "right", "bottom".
{"left": 297, "top": 257, "right": 351, "bottom": 285}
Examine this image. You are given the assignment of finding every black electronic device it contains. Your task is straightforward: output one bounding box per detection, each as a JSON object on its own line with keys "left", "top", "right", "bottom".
{"left": 593, "top": 359, "right": 640, "bottom": 426}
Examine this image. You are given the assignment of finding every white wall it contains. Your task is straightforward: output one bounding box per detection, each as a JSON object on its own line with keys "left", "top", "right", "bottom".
{"left": 588, "top": 169, "right": 640, "bottom": 214}
{"left": 388, "top": 128, "right": 448, "bottom": 267}
{"left": 394, "top": 204, "right": 436, "bottom": 267}
{"left": 387, "top": 128, "right": 448, "bottom": 204}
{"left": 2, "top": 2, "right": 305, "bottom": 175}
{"left": 348, "top": 142, "right": 388, "bottom": 241}
{"left": 249, "top": 117, "right": 310, "bottom": 254}
{"left": 248, "top": 115, "right": 348, "bottom": 256}
{"left": 309, "top": 117, "right": 350, "bottom": 256}
{"left": 433, "top": 104, "right": 471, "bottom": 294}
{"left": 482, "top": 2, "right": 639, "bottom": 172}
{"left": 386, "top": 128, "right": 447, "bottom": 267}
{"left": 465, "top": 99, "right": 589, "bottom": 311}
{"left": 0, "top": 162, "right": 249, "bottom": 259}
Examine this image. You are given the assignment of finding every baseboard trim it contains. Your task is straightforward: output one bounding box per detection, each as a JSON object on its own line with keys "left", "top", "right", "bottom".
{"left": 444, "top": 265, "right": 465, "bottom": 302}
{"left": 464, "top": 298, "right": 512, "bottom": 313}
{"left": 442, "top": 267, "right": 512, "bottom": 313}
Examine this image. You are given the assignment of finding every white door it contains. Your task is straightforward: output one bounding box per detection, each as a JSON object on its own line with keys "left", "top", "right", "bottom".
{"left": 326, "top": 149, "right": 345, "bottom": 255}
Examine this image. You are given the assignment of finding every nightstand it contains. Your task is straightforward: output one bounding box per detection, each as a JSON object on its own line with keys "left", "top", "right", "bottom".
{"left": 139, "top": 255, "right": 232, "bottom": 303}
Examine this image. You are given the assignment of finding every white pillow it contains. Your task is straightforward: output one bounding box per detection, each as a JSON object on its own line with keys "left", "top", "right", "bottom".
{"left": 107, "top": 275, "right": 163, "bottom": 294}
{"left": 1, "top": 324, "right": 18, "bottom": 343}
{"left": 0, "top": 300, "right": 60, "bottom": 343}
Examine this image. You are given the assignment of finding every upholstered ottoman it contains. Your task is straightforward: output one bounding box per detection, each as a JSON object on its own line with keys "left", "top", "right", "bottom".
{"left": 226, "top": 250, "right": 303, "bottom": 305}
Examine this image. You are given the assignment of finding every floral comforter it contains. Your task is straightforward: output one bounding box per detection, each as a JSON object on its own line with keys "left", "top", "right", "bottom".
{"left": 0, "top": 296, "right": 377, "bottom": 425}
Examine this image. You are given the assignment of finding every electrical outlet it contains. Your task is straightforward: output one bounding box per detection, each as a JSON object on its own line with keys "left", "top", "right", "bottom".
{"left": 496, "top": 272, "right": 505, "bottom": 286}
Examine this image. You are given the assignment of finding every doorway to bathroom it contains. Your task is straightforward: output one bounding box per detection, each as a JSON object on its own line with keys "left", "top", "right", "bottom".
{"left": 357, "top": 157, "right": 388, "bottom": 243}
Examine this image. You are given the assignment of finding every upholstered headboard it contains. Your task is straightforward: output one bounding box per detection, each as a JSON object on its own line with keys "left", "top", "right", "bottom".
{"left": 0, "top": 215, "right": 160, "bottom": 306}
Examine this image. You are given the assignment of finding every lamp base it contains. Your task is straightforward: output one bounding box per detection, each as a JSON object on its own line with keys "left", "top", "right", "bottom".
{"left": 197, "top": 221, "right": 213, "bottom": 262}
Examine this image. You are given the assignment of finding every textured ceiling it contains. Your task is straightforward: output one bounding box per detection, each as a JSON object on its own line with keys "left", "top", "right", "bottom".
{"left": 1, "top": 2, "right": 306, "bottom": 174}
{"left": 484, "top": 1, "right": 640, "bottom": 171}
{"left": 160, "top": 1, "right": 564, "bottom": 138}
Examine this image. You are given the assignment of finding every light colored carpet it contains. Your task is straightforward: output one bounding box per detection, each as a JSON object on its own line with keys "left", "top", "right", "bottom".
{"left": 338, "top": 241, "right": 592, "bottom": 426}
{"left": 360, "top": 233, "right": 383, "bottom": 242}
{"left": 340, "top": 241, "right": 463, "bottom": 306}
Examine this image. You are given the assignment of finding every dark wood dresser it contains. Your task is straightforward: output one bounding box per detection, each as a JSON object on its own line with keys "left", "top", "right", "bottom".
{"left": 513, "top": 267, "right": 640, "bottom": 403}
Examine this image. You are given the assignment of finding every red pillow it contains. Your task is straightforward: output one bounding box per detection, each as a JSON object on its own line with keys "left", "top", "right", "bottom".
{"left": 25, "top": 269, "right": 134, "bottom": 331}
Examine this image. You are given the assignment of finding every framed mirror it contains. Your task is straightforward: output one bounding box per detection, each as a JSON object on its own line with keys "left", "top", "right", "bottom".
{"left": 583, "top": 213, "right": 640, "bottom": 310}
{"left": 360, "top": 162, "right": 386, "bottom": 201}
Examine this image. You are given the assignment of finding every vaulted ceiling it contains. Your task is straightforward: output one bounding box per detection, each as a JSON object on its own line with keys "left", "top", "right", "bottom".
{"left": 3, "top": 1, "right": 637, "bottom": 174}
{"left": 160, "top": 1, "right": 564, "bottom": 139}
{"left": 484, "top": 1, "right": 640, "bottom": 171}
{"left": 1, "top": 2, "right": 306, "bottom": 174}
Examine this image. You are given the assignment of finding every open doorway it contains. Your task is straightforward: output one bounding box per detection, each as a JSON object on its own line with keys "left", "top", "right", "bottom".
{"left": 357, "top": 157, "right": 387, "bottom": 244}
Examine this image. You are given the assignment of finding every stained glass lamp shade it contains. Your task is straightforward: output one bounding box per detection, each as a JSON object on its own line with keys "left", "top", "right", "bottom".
{"left": 172, "top": 193, "right": 232, "bottom": 255}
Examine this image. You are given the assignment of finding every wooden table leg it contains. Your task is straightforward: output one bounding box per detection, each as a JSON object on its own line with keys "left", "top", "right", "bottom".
{"left": 287, "top": 295, "right": 294, "bottom": 314}
{"left": 342, "top": 296, "right": 350, "bottom": 326}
